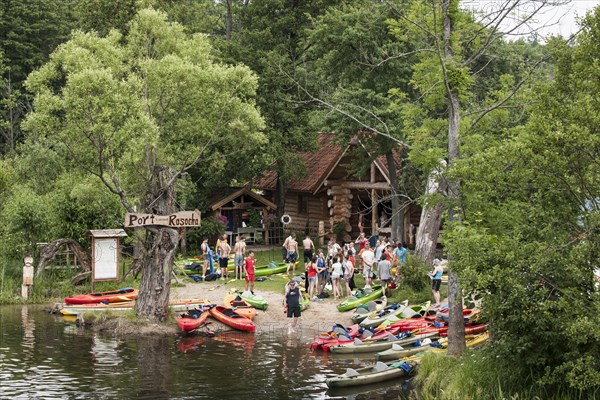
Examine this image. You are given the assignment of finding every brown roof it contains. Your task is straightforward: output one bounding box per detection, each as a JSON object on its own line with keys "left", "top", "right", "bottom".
{"left": 254, "top": 133, "right": 345, "bottom": 193}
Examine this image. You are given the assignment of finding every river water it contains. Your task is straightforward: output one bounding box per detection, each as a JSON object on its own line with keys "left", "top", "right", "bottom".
{"left": 0, "top": 305, "right": 411, "bottom": 399}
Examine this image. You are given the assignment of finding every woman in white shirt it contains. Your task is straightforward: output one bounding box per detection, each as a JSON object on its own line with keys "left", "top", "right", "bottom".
{"left": 330, "top": 256, "right": 344, "bottom": 300}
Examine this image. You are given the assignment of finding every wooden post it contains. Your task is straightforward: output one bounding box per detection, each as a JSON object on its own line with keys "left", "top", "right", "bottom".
{"left": 318, "top": 221, "right": 325, "bottom": 246}
{"left": 22, "top": 254, "right": 34, "bottom": 299}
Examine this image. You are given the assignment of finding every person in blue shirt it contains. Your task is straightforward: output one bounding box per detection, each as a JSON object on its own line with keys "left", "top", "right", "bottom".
{"left": 428, "top": 259, "right": 444, "bottom": 308}
{"left": 393, "top": 242, "right": 408, "bottom": 278}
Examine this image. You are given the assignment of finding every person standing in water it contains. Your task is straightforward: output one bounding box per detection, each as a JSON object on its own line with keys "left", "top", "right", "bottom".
{"left": 284, "top": 280, "right": 302, "bottom": 334}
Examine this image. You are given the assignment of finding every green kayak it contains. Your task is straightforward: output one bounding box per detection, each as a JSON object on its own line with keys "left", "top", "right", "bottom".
{"left": 240, "top": 291, "right": 269, "bottom": 310}
{"left": 254, "top": 262, "right": 288, "bottom": 277}
{"left": 337, "top": 286, "right": 384, "bottom": 312}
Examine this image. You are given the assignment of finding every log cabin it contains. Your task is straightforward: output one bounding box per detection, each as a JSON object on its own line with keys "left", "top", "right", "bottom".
{"left": 252, "top": 133, "right": 421, "bottom": 246}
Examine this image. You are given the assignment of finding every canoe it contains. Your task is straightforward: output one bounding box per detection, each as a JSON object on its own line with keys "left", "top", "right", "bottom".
{"left": 59, "top": 298, "right": 210, "bottom": 316}
{"left": 351, "top": 298, "right": 388, "bottom": 324}
{"left": 359, "top": 300, "right": 409, "bottom": 329}
{"left": 223, "top": 293, "right": 257, "bottom": 320}
{"left": 376, "top": 332, "right": 488, "bottom": 361}
{"left": 177, "top": 307, "right": 211, "bottom": 332}
{"left": 253, "top": 262, "right": 289, "bottom": 277}
{"left": 64, "top": 288, "right": 138, "bottom": 305}
{"left": 209, "top": 305, "right": 256, "bottom": 332}
{"left": 374, "top": 301, "right": 431, "bottom": 331}
{"left": 330, "top": 331, "right": 439, "bottom": 354}
{"left": 337, "top": 286, "right": 384, "bottom": 312}
{"left": 239, "top": 291, "right": 269, "bottom": 310}
{"left": 325, "top": 358, "right": 419, "bottom": 388}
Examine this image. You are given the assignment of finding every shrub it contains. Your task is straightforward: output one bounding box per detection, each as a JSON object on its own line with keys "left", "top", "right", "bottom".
{"left": 400, "top": 254, "right": 430, "bottom": 291}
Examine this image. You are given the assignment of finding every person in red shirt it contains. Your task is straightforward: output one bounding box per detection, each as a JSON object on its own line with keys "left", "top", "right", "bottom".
{"left": 244, "top": 250, "right": 256, "bottom": 293}
{"left": 307, "top": 256, "right": 318, "bottom": 300}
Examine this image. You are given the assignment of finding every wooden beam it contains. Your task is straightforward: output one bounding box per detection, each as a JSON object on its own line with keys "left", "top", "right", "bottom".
{"left": 325, "top": 180, "right": 390, "bottom": 190}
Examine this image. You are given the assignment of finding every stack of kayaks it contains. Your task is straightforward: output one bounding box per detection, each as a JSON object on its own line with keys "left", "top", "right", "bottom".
{"left": 60, "top": 298, "right": 210, "bottom": 316}
{"left": 209, "top": 305, "right": 256, "bottom": 333}
{"left": 330, "top": 331, "right": 439, "bottom": 354}
{"left": 359, "top": 300, "right": 409, "bottom": 329}
{"left": 373, "top": 301, "right": 431, "bottom": 331}
{"left": 64, "top": 288, "right": 138, "bottom": 305}
{"left": 337, "top": 286, "right": 384, "bottom": 312}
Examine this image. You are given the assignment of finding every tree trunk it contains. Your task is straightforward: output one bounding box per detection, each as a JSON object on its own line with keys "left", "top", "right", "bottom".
{"left": 135, "top": 166, "right": 179, "bottom": 322}
{"left": 225, "top": 0, "right": 233, "bottom": 41}
{"left": 275, "top": 174, "right": 287, "bottom": 219}
{"left": 442, "top": 0, "right": 466, "bottom": 356}
{"left": 386, "top": 151, "right": 403, "bottom": 243}
{"left": 415, "top": 161, "right": 447, "bottom": 263}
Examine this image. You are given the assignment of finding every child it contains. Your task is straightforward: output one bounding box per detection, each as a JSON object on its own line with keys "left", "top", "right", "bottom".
{"left": 244, "top": 250, "right": 256, "bottom": 294}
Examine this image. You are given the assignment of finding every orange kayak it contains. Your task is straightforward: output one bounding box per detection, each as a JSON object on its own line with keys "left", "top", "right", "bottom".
{"left": 223, "top": 294, "right": 257, "bottom": 320}
{"left": 177, "top": 307, "right": 211, "bottom": 332}
{"left": 65, "top": 288, "right": 138, "bottom": 305}
{"left": 209, "top": 305, "right": 256, "bottom": 333}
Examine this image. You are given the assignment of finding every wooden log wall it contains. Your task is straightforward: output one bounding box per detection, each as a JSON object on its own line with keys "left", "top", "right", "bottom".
{"left": 327, "top": 185, "right": 353, "bottom": 242}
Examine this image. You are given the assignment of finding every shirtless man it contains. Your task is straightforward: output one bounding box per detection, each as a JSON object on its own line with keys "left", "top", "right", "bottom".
{"left": 217, "top": 233, "right": 231, "bottom": 280}
{"left": 285, "top": 233, "right": 299, "bottom": 275}
{"left": 233, "top": 236, "right": 246, "bottom": 280}
{"left": 302, "top": 234, "right": 315, "bottom": 266}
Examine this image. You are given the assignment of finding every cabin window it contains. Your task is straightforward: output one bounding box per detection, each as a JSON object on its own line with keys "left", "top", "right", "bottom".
{"left": 298, "top": 194, "right": 308, "bottom": 214}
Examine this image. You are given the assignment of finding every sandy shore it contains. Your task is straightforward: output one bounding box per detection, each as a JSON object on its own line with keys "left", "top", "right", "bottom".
{"left": 171, "top": 280, "right": 353, "bottom": 339}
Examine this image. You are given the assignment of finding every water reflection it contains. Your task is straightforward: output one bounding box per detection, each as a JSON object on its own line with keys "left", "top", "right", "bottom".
{"left": 0, "top": 305, "right": 411, "bottom": 399}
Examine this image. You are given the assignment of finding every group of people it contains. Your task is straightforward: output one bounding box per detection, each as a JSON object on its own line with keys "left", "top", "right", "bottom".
{"left": 282, "top": 232, "right": 409, "bottom": 301}
{"left": 200, "top": 234, "right": 256, "bottom": 293}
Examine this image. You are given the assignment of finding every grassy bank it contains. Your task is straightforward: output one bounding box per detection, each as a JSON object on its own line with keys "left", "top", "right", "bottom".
{"left": 414, "top": 350, "right": 596, "bottom": 400}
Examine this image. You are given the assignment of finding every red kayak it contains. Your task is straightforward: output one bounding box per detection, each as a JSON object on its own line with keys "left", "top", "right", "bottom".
{"left": 309, "top": 324, "right": 362, "bottom": 351}
{"left": 65, "top": 288, "right": 138, "bottom": 305}
{"left": 209, "top": 305, "right": 256, "bottom": 333}
{"left": 177, "top": 307, "right": 211, "bottom": 332}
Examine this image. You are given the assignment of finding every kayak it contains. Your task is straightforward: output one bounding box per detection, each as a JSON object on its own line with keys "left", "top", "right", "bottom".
{"left": 351, "top": 298, "right": 388, "bottom": 324}
{"left": 59, "top": 298, "right": 210, "bottom": 316}
{"left": 330, "top": 331, "right": 439, "bottom": 354}
{"left": 253, "top": 262, "right": 289, "bottom": 277}
{"left": 310, "top": 324, "right": 363, "bottom": 351}
{"left": 300, "top": 293, "right": 310, "bottom": 311}
{"left": 177, "top": 307, "right": 211, "bottom": 332}
{"left": 239, "top": 291, "right": 269, "bottom": 310}
{"left": 337, "top": 286, "right": 384, "bottom": 312}
{"left": 374, "top": 301, "right": 431, "bottom": 331}
{"left": 209, "top": 305, "right": 256, "bottom": 332}
{"left": 64, "top": 288, "right": 138, "bottom": 305}
{"left": 359, "top": 300, "right": 409, "bottom": 329}
{"left": 223, "top": 293, "right": 257, "bottom": 320}
{"left": 325, "top": 358, "right": 419, "bottom": 388}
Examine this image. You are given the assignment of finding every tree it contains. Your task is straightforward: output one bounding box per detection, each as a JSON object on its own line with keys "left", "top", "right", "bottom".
{"left": 444, "top": 8, "right": 600, "bottom": 391}
{"left": 219, "top": 0, "right": 339, "bottom": 219}
{"left": 23, "top": 8, "right": 265, "bottom": 322}
{"left": 388, "top": 0, "right": 560, "bottom": 355}
{"left": 0, "top": 0, "right": 75, "bottom": 154}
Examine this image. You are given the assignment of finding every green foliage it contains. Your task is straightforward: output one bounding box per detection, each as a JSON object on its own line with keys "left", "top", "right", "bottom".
{"left": 187, "top": 216, "right": 225, "bottom": 249}
{"left": 332, "top": 222, "right": 345, "bottom": 242}
{"left": 399, "top": 254, "right": 430, "bottom": 292}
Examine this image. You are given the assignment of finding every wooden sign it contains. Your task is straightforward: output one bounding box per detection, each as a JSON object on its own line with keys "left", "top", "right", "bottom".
{"left": 124, "top": 210, "right": 201, "bottom": 228}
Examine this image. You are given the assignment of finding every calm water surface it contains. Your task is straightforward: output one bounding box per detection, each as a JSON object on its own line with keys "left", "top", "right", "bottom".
{"left": 0, "top": 305, "right": 411, "bottom": 399}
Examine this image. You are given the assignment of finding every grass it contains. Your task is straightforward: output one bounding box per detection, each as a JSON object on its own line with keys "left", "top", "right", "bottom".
{"left": 414, "top": 350, "right": 596, "bottom": 400}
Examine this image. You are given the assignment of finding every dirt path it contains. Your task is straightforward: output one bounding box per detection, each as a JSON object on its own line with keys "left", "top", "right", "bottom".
{"left": 171, "top": 281, "right": 353, "bottom": 339}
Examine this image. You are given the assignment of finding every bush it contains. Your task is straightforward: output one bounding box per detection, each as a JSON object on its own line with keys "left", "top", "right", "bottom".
{"left": 400, "top": 254, "right": 430, "bottom": 291}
